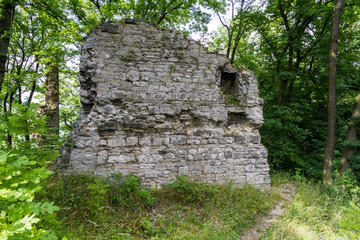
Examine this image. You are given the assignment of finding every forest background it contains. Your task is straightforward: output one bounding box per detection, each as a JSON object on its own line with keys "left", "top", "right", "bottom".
{"left": 0, "top": 0, "right": 359, "bottom": 239}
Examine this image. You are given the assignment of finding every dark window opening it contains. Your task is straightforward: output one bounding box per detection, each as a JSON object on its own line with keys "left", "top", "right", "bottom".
{"left": 82, "top": 103, "right": 94, "bottom": 114}
{"left": 220, "top": 72, "right": 236, "bottom": 95}
{"left": 227, "top": 112, "right": 247, "bottom": 125}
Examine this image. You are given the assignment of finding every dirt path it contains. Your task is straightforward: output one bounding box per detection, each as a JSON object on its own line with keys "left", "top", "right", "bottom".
{"left": 241, "top": 183, "right": 297, "bottom": 240}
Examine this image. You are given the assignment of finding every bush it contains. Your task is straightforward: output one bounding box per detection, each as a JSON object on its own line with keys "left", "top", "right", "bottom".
{"left": 0, "top": 151, "right": 59, "bottom": 239}
{"left": 168, "top": 175, "right": 218, "bottom": 204}
{"left": 110, "top": 173, "right": 157, "bottom": 208}
{"left": 339, "top": 201, "right": 360, "bottom": 238}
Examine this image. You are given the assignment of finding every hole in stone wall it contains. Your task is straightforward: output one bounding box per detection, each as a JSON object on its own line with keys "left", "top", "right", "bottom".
{"left": 82, "top": 103, "right": 94, "bottom": 114}
{"left": 227, "top": 112, "right": 247, "bottom": 125}
{"left": 220, "top": 72, "right": 236, "bottom": 95}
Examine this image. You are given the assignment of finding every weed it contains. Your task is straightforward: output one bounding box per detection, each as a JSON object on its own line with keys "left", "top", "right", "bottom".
{"left": 122, "top": 55, "right": 132, "bottom": 62}
{"left": 87, "top": 178, "right": 110, "bottom": 214}
{"left": 167, "top": 175, "right": 218, "bottom": 204}
{"left": 261, "top": 173, "right": 354, "bottom": 239}
{"left": 338, "top": 201, "right": 360, "bottom": 238}
{"left": 170, "top": 65, "right": 176, "bottom": 72}
{"left": 40, "top": 173, "right": 278, "bottom": 239}
{"left": 110, "top": 173, "right": 157, "bottom": 208}
{"left": 161, "top": 35, "right": 170, "bottom": 41}
{"left": 177, "top": 51, "right": 184, "bottom": 58}
{"left": 225, "top": 94, "right": 240, "bottom": 105}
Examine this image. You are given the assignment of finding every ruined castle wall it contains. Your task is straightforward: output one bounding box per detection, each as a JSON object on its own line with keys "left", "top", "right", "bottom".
{"left": 60, "top": 20, "right": 270, "bottom": 188}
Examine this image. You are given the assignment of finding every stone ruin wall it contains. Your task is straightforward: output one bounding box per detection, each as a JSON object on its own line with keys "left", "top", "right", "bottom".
{"left": 60, "top": 19, "right": 271, "bottom": 189}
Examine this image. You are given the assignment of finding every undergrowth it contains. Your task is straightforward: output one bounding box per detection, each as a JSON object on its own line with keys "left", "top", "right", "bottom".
{"left": 261, "top": 173, "right": 359, "bottom": 240}
{"left": 35, "top": 171, "right": 360, "bottom": 239}
{"left": 38, "top": 173, "right": 277, "bottom": 239}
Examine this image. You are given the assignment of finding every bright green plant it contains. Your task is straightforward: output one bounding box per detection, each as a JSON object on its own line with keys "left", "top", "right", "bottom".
{"left": 339, "top": 202, "right": 360, "bottom": 238}
{"left": 262, "top": 174, "right": 352, "bottom": 239}
{"left": 168, "top": 175, "right": 218, "bottom": 204}
{"left": 40, "top": 172, "right": 280, "bottom": 239}
{"left": 0, "top": 151, "right": 59, "bottom": 239}
{"left": 111, "top": 173, "right": 157, "bottom": 208}
{"left": 225, "top": 94, "right": 240, "bottom": 105}
{"left": 0, "top": 104, "right": 59, "bottom": 165}
{"left": 86, "top": 178, "right": 111, "bottom": 214}
{"left": 335, "top": 168, "right": 360, "bottom": 196}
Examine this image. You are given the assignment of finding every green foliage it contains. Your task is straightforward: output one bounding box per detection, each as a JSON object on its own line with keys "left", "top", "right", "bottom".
{"left": 0, "top": 103, "right": 61, "bottom": 239}
{"left": 59, "top": 66, "right": 80, "bottom": 144}
{"left": 41, "top": 173, "right": 277, "bottom": 239}
{"left": 224, "top": 94, "right": 240, "bottom": 106}
{"left": 210, "top": 0, "right": 360, "bottom": 184}
{"left": 261, "top": 102, "right": 326, "bottom": 179}
{"left": 338, "top": 202, "right": 360, "bottom": 238}
{"left": 86, "top": 178, "right": 111, "bottom": 214}
{"left": 168, "top": 175, "right": 217, "bottom": 204}
{"left": 65, "top": 0, "right": 226, "bottom": 33}
{"left": 335, "top": 168, "right": 360, "bottom": 196}
{"left": 110, "top": 173, "right": 157, "bottom": 208}
{"left": 262, "top": 173, "right": 353, "bottom": 239}
{"left": 216, "top": 182, "right": 275, "bottom": 235}
{"left": 0, "top": 104, "right": 59, "bottom": 163}
{"left": 0, "top": 104, "right": 45, "bottom": 147}
{"left": 0, "top": 151, "right": 59, "bottom": 240}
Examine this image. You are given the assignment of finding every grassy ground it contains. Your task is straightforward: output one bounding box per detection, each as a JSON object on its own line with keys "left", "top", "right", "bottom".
{"left": 37, "top": 172, "right": 360, "bottom": 239}
{"left": 261, "top": 173, "right": 360, "bottom": 240}
{"left": 38, "top": 173, "right": 279, "bottom": 239}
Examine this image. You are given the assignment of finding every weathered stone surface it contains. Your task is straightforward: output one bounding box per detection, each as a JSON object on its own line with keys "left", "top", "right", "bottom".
{"left": 59, "top": 20, "right": 270, "bottom": 189}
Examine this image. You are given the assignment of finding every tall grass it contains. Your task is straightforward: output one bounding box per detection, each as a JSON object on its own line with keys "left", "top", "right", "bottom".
{"left": 38, "top": 173, "right": 278, "bottom": 239}
{"left": 37, "top": 172, "right": 359, "bottom": 239}
{"left": 261, "top": 174, "right": 357, "bottom": 240}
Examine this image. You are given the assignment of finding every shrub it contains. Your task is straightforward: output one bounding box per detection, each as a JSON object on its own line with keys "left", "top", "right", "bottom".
{"left": 168, "top": 175, "right": 217, "bottom": 204}
{"left": 338, "top": 201, "right": 360, "bottom": 238}
{"left": 110, "top": 173, "right": 157, "bottom": 208}
{"left": 0, "top": 151, "right": 59, "bottom": 239}
{"left": 86, "top": 178, "right": 111, "bottom": 214}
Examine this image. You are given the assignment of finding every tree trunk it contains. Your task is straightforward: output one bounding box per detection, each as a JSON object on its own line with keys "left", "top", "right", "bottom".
{"left": 44, "top": 63, "right": 60, "bottom": 136}
{"left": 230, "top": 29, "right": 242, "bottom": 64}
{"left": 7, "top": 90, "right": 15, "bottom": 147}
{"left": 338, "top": 92, "right": 360, "bottom": 176}
{"left": 276, "top": 78, "right": 288, "bottom": 105}
{"left": 0, "top": 0, "right": 17, "bottom": 93}
{"left": 323, "top": 0, "right": 344, "bottom": 185}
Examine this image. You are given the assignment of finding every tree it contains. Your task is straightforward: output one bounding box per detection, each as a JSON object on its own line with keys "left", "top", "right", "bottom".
{"left": 211, "top": 0, "right": 360, "bottom": 179}
{"left": 66, "top": 0, "right": 226, "bottom": 33}
{"left": 323, "top": 0, "right": 344, "bottom": 185}
{"left": 338, "top": 92, "right": 360, "bottom": 176}
{"left": 0, "top": 0, "right": 17, "bottom": 94}
{"left": 252, "top": 0, "right": 333, "bottom": 106}
{"left": 0, "top": 0, "right": 227, "bottom": 147}
{"left": 0, "top": 0, "right": 79, "bottom": 147}
{"left": 213, "top": 0, "right": 258, "bottom": 64}
{"left": 44, "top": 61, "right": 59, "bottom": 136}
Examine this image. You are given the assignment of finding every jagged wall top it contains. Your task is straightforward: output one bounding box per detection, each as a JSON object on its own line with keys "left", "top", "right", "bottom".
{"left": 61, "top": 19, "right": 270, "bottom": 189}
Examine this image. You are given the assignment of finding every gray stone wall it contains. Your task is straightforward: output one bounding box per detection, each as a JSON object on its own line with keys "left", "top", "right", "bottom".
{"left": 60, "top": 19, "right": 270, "bottom": 189}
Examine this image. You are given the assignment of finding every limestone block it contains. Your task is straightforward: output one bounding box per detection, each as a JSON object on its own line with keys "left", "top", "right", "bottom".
{"left": 139, "top": 137, "right": 151, "bottom": 146}
{"left": 152, "top": 137, "right": 163, "bottom": 146}
{"left": 245, "top": 165, "right": 255, "bottom": 172}
{"left": 108, "top": 155, "right": 127, "bottom": 163}
{"left": 179, "top": 166, "right": 189, "bottom": 175}
{"left": 108, "top": 138, "right": 126, "bottom": 147}
{"left": 97, "top": 151, "right": 108, "bottom": 165}
{"left": 126, "top": 137, "right": 138, "bottom": 146}
{"left": 144, "top": 171, "right": 158, "bottom": 178}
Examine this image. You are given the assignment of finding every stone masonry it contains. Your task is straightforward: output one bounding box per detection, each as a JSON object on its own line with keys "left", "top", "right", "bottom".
{"left": 60, "top": 19, "right": 271, "bottom": 189}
